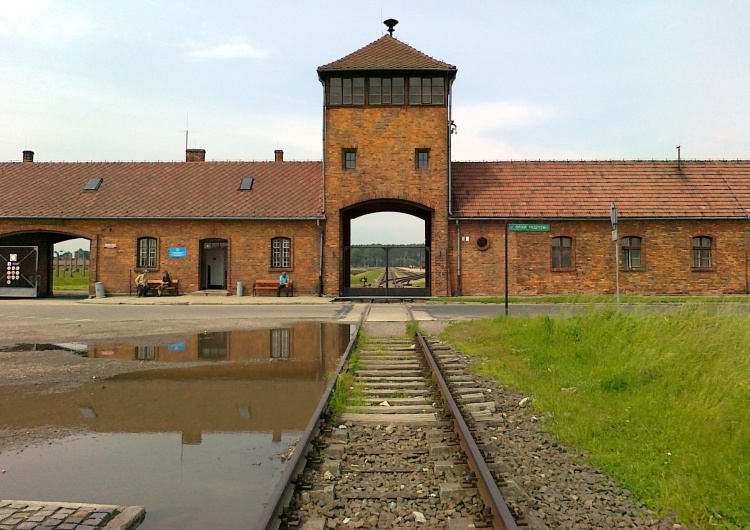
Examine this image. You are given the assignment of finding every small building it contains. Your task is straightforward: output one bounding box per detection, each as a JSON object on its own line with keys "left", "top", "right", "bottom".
{"left": 2, "top": 21, "right": 750, "bottom": 297}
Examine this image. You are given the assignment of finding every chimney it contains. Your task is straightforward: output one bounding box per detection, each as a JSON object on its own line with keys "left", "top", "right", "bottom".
{"left": 274, "top": 149, "right": 284, "bottom": 162}
{"left": 186, "top": 148, "right": 206, "bottom": 162}
{"left": 22, "top": 150, "right": 34, "bottom": 163}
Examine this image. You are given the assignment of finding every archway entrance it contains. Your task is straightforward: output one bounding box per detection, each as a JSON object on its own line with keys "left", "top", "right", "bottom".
{"left": 340, "top": 200, "right": 431, "bottom": 298}
{"left": 0, "top": 230, "right": 92, "bottom": 298}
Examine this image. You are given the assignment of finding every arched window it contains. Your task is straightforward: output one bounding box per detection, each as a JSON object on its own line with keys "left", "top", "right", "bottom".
{"left": 551, "top": 236, "right": 573, "bottom": 269}
{"left": 271, "top": 237, "right": 291, "bottom": 269}
{"left": 692, "top": 236, "right": 712, "bottom": 269}
{"left": 621, "top": 236, "right": 642, "bottom": 269}
{"left": 137, "top": 237, "right": 157, "bottom": 269}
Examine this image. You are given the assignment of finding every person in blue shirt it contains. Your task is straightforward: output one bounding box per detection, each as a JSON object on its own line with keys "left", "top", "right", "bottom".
{"left": 277, "top": 271, "right": 290, "bottom": 297}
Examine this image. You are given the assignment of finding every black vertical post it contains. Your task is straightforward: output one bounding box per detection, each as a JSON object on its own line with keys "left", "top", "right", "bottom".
{"left": 505, "top": 222, "right": 509, "bottom": 317}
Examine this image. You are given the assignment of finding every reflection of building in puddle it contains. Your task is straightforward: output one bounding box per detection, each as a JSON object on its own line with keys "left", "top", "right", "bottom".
{"left": 88, "top": 322, "right": 349, "bottom": 364}
{"left": 0, "top": 369, "right": 326, "bottom": 445}
{"left": 0, "top": 323, "right": 353, "bottom": 446}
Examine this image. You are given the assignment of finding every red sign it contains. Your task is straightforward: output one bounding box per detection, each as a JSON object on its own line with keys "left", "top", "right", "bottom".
{"left": 103, "top": 243, "right": 117, "bottom": 249}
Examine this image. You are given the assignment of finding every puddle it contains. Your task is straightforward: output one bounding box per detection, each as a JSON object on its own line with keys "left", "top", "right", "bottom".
{"left": 1, "top": 325, "right": 346, "bottom": 364}
{"left": 0, "top": 322, "right": 353, "bottom": 529}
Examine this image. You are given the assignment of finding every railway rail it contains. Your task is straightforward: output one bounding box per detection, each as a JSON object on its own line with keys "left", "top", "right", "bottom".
{"left": 375, "top": 267, "right": 426, "bottom": 288}
{"left": 255, "top": 306, "right": 527, "bottom": 529}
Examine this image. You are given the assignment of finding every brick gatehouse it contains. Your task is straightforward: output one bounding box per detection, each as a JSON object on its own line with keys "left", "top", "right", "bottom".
{"left": 2, "top": 22, "right": 750, "bottom": 298}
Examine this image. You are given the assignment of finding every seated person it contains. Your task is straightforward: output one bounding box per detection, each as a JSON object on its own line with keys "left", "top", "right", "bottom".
{"left": 135, "top": 270, "right": 149, "bottom": 297}
{"left": 276, "top": 271, "right": 290, "bottom": 297}
{"left": 156, "top": 270, "right": 171, "bottom": 296}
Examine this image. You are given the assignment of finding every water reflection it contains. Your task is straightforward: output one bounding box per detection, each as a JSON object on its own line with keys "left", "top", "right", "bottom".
{"left": 0, "top": 322, "right": 353, "bottom": 530}
{"left": 89, "top": 326, "right": 311, "bottom": 362}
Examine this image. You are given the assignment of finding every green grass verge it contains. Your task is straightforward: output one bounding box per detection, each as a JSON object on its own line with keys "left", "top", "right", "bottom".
{"left": 328, "top": 332, "right": 366, "bottom": 418}
{"left": 434, "top": 294, "right": 750, "bottom": 304}
{"left": 52, "top": 271, "right": 89, "bottom": 290}
{"left": 441, "top": 307, "right": 750, "bottom": 529}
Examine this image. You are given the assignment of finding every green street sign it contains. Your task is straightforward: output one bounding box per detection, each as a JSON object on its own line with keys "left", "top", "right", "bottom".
{"left": 509, "top": 223, "right": 550, "bottom": 232}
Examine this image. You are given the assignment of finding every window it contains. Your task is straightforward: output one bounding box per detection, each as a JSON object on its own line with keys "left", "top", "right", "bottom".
{"left": 551, "top": 236, "right": 573, "bottom": 269}
{"left": 137, "top": 237, "right": 157, "bottom": 269}
{"left": 270, "top": 328, "right": 292, "bottom": 359}
{"left": 692, "top": 236, "right": 713, "bottom": 269}
{"left": 343, "top": 149, "right": 357, "bottom": 170}
{"left": 369, "top": 77, "right": 405, "bottom": 105}
{"left": 83, "top": 177, "right": 102, "bottom": 191}
{"left": 272, "top": 237, "right": 291, "bottom": 269}
{"left": 409, "top": 77, "right": 445, "bottom": 105}
{"left": 416, "top": 149, "right": 430, "bottom": 169}
{"left": 329, "top": 77, "right": 365, "bottom": 105}
{"left": 239, "top": 177, "right": 254, "bottom": 190}
{"left": 476, "top": 236, "right": 489, "bottom": 251}
{"left": 621, "top": 236, "right": 642, "bottom": 269}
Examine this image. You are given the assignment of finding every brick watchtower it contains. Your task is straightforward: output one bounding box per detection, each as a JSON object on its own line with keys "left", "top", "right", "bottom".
{"left": 317, "top": 20, "right": 457, "bottom": 296}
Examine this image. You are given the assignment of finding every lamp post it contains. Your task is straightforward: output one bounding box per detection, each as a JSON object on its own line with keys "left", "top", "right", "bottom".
{"left": 611, "top": 203, "right": 620, "bottom": 308}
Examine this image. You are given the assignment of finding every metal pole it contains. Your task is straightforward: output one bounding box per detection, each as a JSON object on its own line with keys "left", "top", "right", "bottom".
{"left": 505, "top": 221, "right": 509, "bottom": 317}
{"left": 615, "top": 236, "right": 620, "bottom": 309}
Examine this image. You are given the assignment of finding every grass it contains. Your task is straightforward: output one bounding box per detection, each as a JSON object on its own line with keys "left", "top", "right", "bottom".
{"left": 52, "top": 270, "right": 89, "bottom": 290}
{"left": 441, "top": 307, "right": 750, "bottom": 529}
{"left": 328, "top": 332, "right": 366, "bottom": 418}
{"left": 350, "top": 268, "right": 382, "bottom": 287}
{"left": 406, "top": 320, "right": 419, "bottom": 339}
{"left": 434, "top": 294, "right": 750, "bottom": 304}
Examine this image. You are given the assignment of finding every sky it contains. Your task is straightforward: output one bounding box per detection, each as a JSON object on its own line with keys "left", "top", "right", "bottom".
{"left": 2, "top": 1, "right": 749, "bottom": 251}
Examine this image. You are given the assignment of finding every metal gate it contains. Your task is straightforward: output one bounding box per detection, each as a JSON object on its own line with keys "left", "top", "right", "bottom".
{"left": 0, "top": 246, "right": 39, "bottom": 298}
{"left": 344, "top": 245, "right": 429, "bottom": 297}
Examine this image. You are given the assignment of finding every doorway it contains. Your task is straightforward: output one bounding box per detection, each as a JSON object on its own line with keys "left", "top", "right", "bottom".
{"left": 200, "top": 239, "right": 228, "bottom": 290}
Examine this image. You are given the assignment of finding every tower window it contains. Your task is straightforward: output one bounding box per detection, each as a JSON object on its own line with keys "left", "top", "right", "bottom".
{"left": 329, "top": 77, "right": 365, "bottom": 106}
{"left": 369, "top": 77, "right": 404, "bottom": 105}
{"left": 343, "top": 149, "right": 357, "bottom": 170}
{"left": 416, "top": 149, "right": 430, "bottom": 169}
{"left": 409, "top": 77, "right": 445, "bottom": 105}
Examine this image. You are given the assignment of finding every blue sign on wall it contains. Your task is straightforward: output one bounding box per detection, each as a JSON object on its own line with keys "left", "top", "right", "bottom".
{"left": 168, "top": 342, "right": 186, "bottom": 351}
{"left": 169, "top": 247, "right": 187, "bottom": 258}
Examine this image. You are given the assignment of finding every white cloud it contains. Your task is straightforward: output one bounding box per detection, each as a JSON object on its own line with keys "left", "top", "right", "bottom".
{"left": 0, "top": 0, "right": 90, "bottom": 39}
{"left": 454, "top": 100, "right": 559, "bottom": 133}
{"left": 183, "top": 41, "right": 268, "bottom": 61}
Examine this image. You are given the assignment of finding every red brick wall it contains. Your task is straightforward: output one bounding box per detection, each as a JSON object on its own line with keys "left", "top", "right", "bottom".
{"left": 0, "top": 219, "right": 322, "bottom": 296}
{"left": 323, "top": 105, "right": 450, "bottom": 296}
{"left": 450, "top": 219, "right": 750, "bottom": 296}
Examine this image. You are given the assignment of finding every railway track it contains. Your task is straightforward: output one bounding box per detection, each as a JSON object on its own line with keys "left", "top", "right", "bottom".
{"left": 256, "top": 314, "right": 529, "bottom": 529}
{"left": 375, "top": 267, "right": 426, "bottom": 288}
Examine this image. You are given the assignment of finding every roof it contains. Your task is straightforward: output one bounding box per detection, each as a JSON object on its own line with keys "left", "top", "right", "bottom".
{"left": 451, "top": 160, "right": 750, "bottom": 220}
{"left": 317, "top": 35, "right": 457, "bottom": 75}
{"left": 0, "top": 161, "right": 323, "bottom": 219}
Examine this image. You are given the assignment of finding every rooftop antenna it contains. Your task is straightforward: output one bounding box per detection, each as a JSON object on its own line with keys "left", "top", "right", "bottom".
{"left": 185, "top": 114, "right": 189, "bottom": 151}
{"left": 384, "top": 18, "right": 398, "bottom": 36}
{"left": 677, "top": 145, "right": 681, "bottom": 170}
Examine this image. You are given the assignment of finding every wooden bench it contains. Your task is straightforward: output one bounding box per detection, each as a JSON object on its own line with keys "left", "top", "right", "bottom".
{"left": 146, "top": 279, "right": 179, "bottom": 296}
{"left": 253, "top": 279, "right": 294, "bottom": 296}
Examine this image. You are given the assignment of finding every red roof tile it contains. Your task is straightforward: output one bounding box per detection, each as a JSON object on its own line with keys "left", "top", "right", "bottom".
{"left": 451, "top": 161, "right": 750, "bottom": 220}
{"left": 318, "top": 35, "right": 456, "bottom": 74}
{"left": 0, "top": 161, "right": 323, "bottom": 219}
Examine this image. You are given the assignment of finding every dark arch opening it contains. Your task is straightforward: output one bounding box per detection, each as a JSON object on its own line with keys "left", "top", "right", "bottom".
{"left": 0, "top": 230, "right": 93, "bottom": 298}
{"left": 340, "top": 199, "right": 432, "bottom": 298}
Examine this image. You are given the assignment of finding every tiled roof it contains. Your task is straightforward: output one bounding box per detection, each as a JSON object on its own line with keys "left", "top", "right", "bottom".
{"left": 317, "top": 35, "right": 456, "bottom": 73}
{"left": 451, "top": 161, "right": 750, "bottom": 220}
{"left": 0, "top": 161, "right": 323, "bottom": 219}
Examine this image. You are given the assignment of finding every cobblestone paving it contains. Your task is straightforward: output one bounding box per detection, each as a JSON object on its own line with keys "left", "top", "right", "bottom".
{"left": 0, "top": 501, "right": 144, "bottom": 530}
